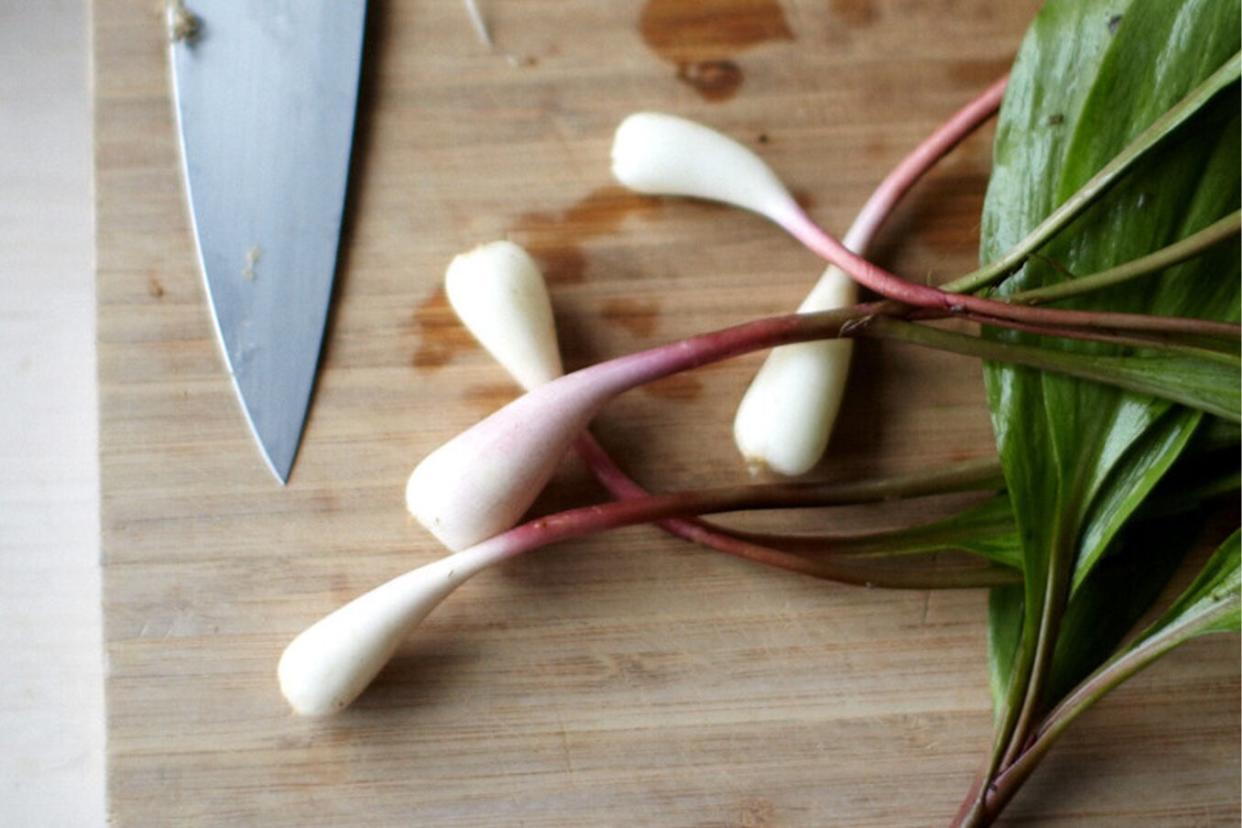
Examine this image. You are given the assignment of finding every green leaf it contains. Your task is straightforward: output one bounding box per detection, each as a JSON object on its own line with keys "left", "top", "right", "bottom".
{"left": 986, "top": 583, "right": 1025, "bottom": 717}
{"left": 871, "top": 318, "right": 1241, "bottom": 422}
{"left": 1071, "top": 407, "right": 1199, "bottom": 588}
{"left": 978, "top": 0, "right": 1241, "bottom": 764}
{"left": 983, "top": 447, "right": 1239, "bottom": 712}
{"left": 1045, "top": 529, "right": 1241, "bottom": 733}
{"left": 973, "top": 531, "right": 1240, "bottom": 817}
{"left": 1194, "top": 416, "right": 1242, "bottom": 454}
{"left": 835, "top": 494, "right": 1023, "bottom": 570}
{"left": 1048, "top": 417, "right": 1242, "bottom": 695}
{"left": 1138, "top": 529, "right": 1242, "bottom": 639}
{"left": 1035, "top": 408, "right": 1238, "bottom": 701}
{"left": 1046, "top": 505, "right": 1193, "bottom": 702}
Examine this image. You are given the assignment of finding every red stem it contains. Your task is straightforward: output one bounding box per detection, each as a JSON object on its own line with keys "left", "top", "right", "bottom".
{"left": 559, "top": 75, "right": 1234, "bottom": 580}
{"left": 844, "top": 74, "right": 1009, "bottom": 250}
{"left": 574, "top": 76, "right": 1011, "bottom": 571}
{"left": 781, "top": 209, "right": 1241, "bottom": 341}
{"left": 498, "top": 458, "right": 1016, "bottom": 589}
{"left": 942, "top": 309, "right": 1226, "bottom": 353}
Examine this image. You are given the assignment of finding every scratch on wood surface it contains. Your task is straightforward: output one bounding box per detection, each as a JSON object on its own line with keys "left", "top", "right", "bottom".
{"left": 551, "top": 705, "right": 580, "bottom": 780}
{"left": 136, "top": 616, "right": 177, "bottom": 640}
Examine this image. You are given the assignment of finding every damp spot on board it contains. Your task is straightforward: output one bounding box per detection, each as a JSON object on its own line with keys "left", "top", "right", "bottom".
{"left": 411, "top": 287, "right": 478, "bottom": 371}
{"left": 642, "top": 373, "right": 704, "bottom": 401}
{"left": 828, "top": 0, "right": 878, "bottom": 28}
{"left": 675, "top": 60, "right": 744, "bottom": 101}
{"left": 510, "top": 185, "right": 663, "bottom": 285}
{"left": 737, "top": 797, "right": 777, "bottom": 828}
{"left": 639, "top": 0, "right": 793, "bottom": 101}
{"left": 792, "top": 188, "right": 817, "bottom": 214}
{"left": 600, "top": 297, "right": 662, "bottom": 338}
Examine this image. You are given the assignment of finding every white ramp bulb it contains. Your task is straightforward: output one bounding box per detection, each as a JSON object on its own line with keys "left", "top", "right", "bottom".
{"left": 445, "top": 241, "right": 563, "bottom": 392}
{"left": 278, "top": 541, "right": 509, "bottom": 716}
{"left": 611, "top": 112, "right": 802, "bottom": 227}
{"left": 406, "top": 371, "right": 614, "bottom": 551}
{"left": 733, "top": 264, "right": 857, "bottom": 476}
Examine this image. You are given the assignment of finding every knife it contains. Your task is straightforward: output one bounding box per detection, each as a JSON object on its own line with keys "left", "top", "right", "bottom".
{"left": 167, "top": 0, "right": 368, "bottom": 483}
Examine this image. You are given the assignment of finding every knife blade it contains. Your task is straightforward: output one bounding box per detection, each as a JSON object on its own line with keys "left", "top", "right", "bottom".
{"left": 168, "top": 0, "right": 367, "bottom": 483}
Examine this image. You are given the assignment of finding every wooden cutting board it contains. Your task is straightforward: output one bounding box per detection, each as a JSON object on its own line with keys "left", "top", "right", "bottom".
{"left": 95, "top": 0, "right": 1240, "bottom": 824}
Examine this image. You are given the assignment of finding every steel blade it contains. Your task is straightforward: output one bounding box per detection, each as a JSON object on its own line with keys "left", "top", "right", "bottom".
{"left": 169, "top": 0, "right": 367, "bottom": 483}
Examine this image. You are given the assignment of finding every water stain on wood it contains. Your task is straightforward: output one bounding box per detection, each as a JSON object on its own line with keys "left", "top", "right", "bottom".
{"left": 737, "top": 796, "right": 777, "bottom": 828}
{"left": 792, "top": 188, "right": 817, "bottom": 214}
{"left": 675, "top": 59, "right": 743, "bottom": 101}
{"left": 511, "top": 185, "right": 663, "bottom": 285}
{"left": 639, "top": 0, "right": 794, "bottom": 58}
{"left": 411, "top": 286, "right": 477, "bottom": 371}
{"left": 642, "top": 373, "right": 704, "bottom": 401}
{"left": 600, "top": 297, "right": 662, "bottom": 338}
{"left": 829, "top": 0, "right": 879, "bottom": 27}
{"left": 639, "top": 0, "right": 792, "bottom": 101}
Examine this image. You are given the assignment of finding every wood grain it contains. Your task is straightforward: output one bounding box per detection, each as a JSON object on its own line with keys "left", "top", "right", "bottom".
{"left": 96, "top": 0, "right": 1239, "bottom": 825}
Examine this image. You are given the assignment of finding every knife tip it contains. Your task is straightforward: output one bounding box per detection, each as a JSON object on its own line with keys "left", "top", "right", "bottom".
{"left": 250, "top": 418, "right": 298, "bottom": 486}
{"left": 261, "top": 447, "right": 295, "bottom": 486}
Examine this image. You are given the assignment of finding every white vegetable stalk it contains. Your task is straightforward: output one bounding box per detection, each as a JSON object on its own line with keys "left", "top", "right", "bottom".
{"left": 412, "top": 111, "right": 873, "bottom": 550}
{"left": 733, "top": 212, "right": 869, "bottom": 475}
{"left": 611, "top": 112, "right": 804, "bottom": 228}
{"left": 278, "top": 539, "right": 512, "bottom": 716}
{"left": 405, "top": 354, "right": 611, "bottom": 551}
{"left": 445, "top": 241, "right": 563, "bottom": 391}
{"left": 734, "top": 76, "right": 1012, "bottom": 476}
{"left": 281, "top": 247, "right": 571, "bottom": 717}
{"left": 610, "top": 111, "right": 860, "bottom": 476}
{"left": 732, "top": 265, "right": 857, "bottom": 476}
{"left": 407, "top": 243, "right": 582, "bottom": 551}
